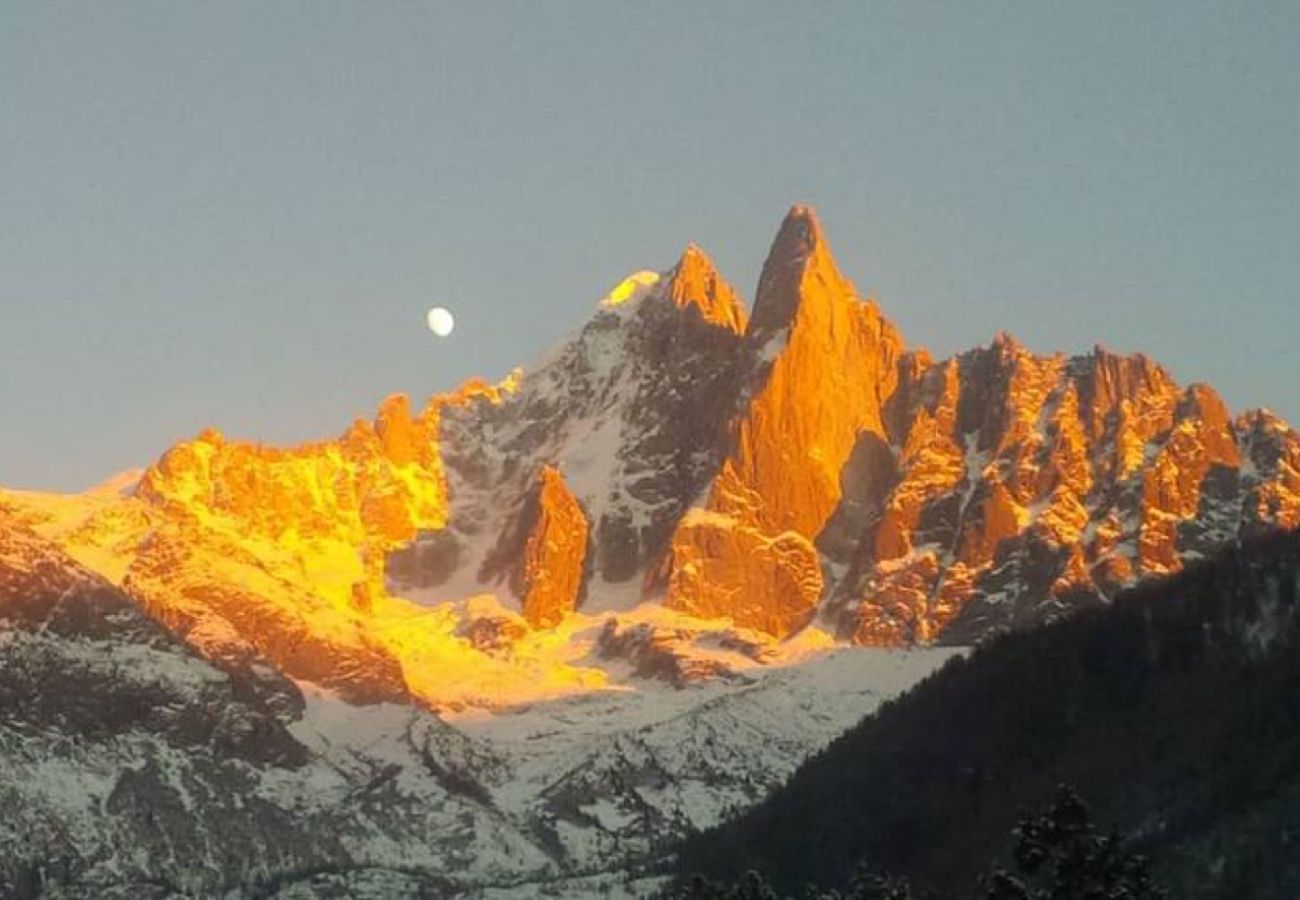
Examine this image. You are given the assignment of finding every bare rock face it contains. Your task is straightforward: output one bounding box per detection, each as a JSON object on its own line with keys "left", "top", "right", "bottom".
{"left": 137, "top": 391, "right": 449, "bottom": 548}
{"left": 406, "top": 242, "right": 749, "bottom": 604}
{"left": 72, "top": 378, "right": 521, "bottom": 706}
{"left": 665, "top": 206, "right": 904, "bottom": 637}
{"left": 457, "top": 607, "right": 529, "bottom": 653}
{"left": 384, "top": 527, "right": 461, "bottom": 590}
{"left": 595, "top": 618, "right": 740, "bottom": 687}
{"left": 668, "top": 242, "right": 749, "bottom": 333}
{"left": 1138, "top": 384, "right": 1242, "bottom": 572}
{"left": 667, "top": 508, "right": 824, "bottom": 637}
{"left": 123, "top": 523, "right": 409, "bottom": 705}
{"left": 603, "top": 246, "right": 748, "bottom": 582}
{"left": 728, "top": 206, "right": 904, "bottom": 535}
{"left": 830, "top": 332, "right": 1300, "bottom": 646}
{"left": 10, "top": 202, "right": 1300, "bottom": 712}
{"left": 0, "top": 505, "right": 307, "bottom": 764}
{"left": 1239, "top": 409, "right": 1300, "bottom": 531}
{"left": 495, "top": 465, "right": 590, "bottom": 628}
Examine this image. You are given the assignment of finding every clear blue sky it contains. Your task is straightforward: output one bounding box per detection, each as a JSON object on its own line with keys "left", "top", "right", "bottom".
{"left": 3, "top": 2, "right": 1298, "bottom": 490}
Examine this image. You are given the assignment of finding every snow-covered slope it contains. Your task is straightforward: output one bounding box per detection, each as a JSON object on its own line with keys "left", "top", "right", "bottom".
{"left": 0, "top": 506, "right": 955, "bottom": 896}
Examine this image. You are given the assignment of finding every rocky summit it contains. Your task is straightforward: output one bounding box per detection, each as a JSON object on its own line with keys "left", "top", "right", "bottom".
{"left": 3, "top": 205, "right": 1299, "bottom": 895}
{"left": 6, "top": 205, "right": 1300, "bottom": 707}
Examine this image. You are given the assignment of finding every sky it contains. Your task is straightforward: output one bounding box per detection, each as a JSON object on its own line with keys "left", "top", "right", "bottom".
{"left": 2, "top": 2, "right": 1298, "bottom": 491}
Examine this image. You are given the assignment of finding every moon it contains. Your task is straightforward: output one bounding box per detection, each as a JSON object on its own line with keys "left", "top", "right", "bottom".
{"left": 426, "top": 307, "right": 455, "bottom": 338}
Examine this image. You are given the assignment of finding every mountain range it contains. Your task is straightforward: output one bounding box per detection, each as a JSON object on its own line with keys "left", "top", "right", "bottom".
{"left": 2, "top": 205, "right": 1298, "bottom": 897}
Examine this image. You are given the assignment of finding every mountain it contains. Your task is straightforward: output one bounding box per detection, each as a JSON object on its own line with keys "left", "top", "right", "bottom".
{"left": 11, "top": 205, "right": 1297, "bottom": 709}
{"left": 0, "top": 499, "right": 954, "bottom": 895}
{"left": 672, "top": 528, "right": 1300, "bottom": 899}
{"left": 3, "top": 204, "right": 1299, "bottom": 895}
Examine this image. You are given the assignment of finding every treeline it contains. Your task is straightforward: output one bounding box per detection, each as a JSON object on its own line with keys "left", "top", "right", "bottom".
{"left": 674, "top": 785, "right": 1164, "bottom": 899}
{"left": 672, "top": 530, "right": 1300, "bottom": 898}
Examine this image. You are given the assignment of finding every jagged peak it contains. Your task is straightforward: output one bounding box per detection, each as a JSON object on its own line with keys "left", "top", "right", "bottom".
{"left": 536, "top": 461, "right": 566, "bottom": 489}
{"left": 1088, "top": 343, "right": 1161, "bottom": 373}
{"left": 374, "top": 393, "right": 424, "bottom": 465}
{"left": 515, "top": 462, "right": 589, "bottom": 629}
{"left": 375, "top": 392, "right": 413, "bottom": 425}
{"left": 774, "top": 204, "right": 826, "bottom": 259}
{"left": 1178, "top": 382, "right": 1233, "bottom": 424}
{"left": 1173, "top": 383, "right": 1242, "bottom": 465}
{"left": 666, "top": 242, "right": 747, "bottom": 333}
{"left": 677, "top": 241, "right": 707, "bottom": 265}
{"left": 196, "top": 426, "right": 225, "bottom": 446}
{"left": 531, "top": 463, "right": 586, "bottom": 512}
{"left": 987, "top": 330, "right": 1028, "bottom": 363}
{"left": 900, "top": 347, "right": 936, "bottom": 376}
{"left": 748, "top": 204, "right": 857, "bottom": 335}
{"left": 954, "top": 332, "right": 1024, "bottom": 371}
{"left": 1238, "top": 407, "right": 1291, "bottom": 433}
{"left": 341, "top": 416, "right": 375, "bottom": 449}
{"left": 1078, "top": 345, "right": 1173, "bottom": 393}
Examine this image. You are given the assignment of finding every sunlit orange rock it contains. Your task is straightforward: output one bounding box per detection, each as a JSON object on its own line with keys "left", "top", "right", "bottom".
{"left": 1240, "top": 409, "right": 1300, "bottom": 530}
{"left": 871, "top": 359, "right": 965, "bottom": 563}
{"left": 374, "top": 393, "right": 425, "bottom": 467}
{"left": 123, "top": 524, "right": 409, "bottom": 704}
{"left": 665, "top": 206, "right": 904, "bottom": 637}
{"left": 957, "top": 482, "right": 1023, "bottom": 567}
{"left": 666, "top": 507, "right": 823, "bottom": 637}
{"left": 1138, "top": 384, "right": 1242, "bottom": 573}
{"left": 512, "top": 465, "right": 590, "bottom": 629}
{"left": 667, "top": 242, "right": 748, "bottom": 334}
{"left": 827, "top": 327, "right": 1300, "bottom": 645}
{"left": 107, "top": 376, "right": 523, "bottom": 703}
{"left": 10, "top": 201, "right": 1300, "bottom": 704}
{"left": 137, "top": 398, "right": 444, "bottom": 548}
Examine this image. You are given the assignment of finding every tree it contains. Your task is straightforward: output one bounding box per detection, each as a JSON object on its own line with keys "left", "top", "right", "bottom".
{"left": 983, "top": 785, "right": 1166, "bottom": 900}
{"left": 846, "top": 867, "right": 918, "bottom": 899}
{"left": 677, "top": 870, "right": 779, "bottom": 900}
{"left": 674, "top": 786, "right": 1165, "bottom": 899}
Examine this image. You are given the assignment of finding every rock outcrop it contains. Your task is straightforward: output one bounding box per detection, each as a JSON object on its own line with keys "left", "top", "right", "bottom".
{"left": 398, "top": 240, "right": 749, "bottom": 609}
{"left": 492, "top": 465, "right": 590, "bottom": 628}
{"left": 828, "top": 337, "right": 1300, "bottom": 646}
{"left": 16, "top": 203, "right": 1300, "bottom": 898}
{"left": 664, "top": 206, "right": 905, "bottom": 637}
{"left": 0, "top": 504, "right": 307, "bottom": 764}
{"left": 668, "top": 242, "right": 749, "bottom": 333}
{"left": 5, "top": 203, "right": 1300, "bottom": 719}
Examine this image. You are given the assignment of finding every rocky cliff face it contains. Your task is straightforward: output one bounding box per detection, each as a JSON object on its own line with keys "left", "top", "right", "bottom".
{"left": 826, "top": 335, "right": 1300, "bottom": 646}
{"left": 664, "top": 206, "right": 905, "bottom": 637}
{"left": 96, "top": 381, "right": 518, "bottom": 705}
{"left": 5, "top": 204, "right": 1300, "bottom": 714}
{"left": 5, "top": 204, "right": 1300, "bottom": 896}
{"left": 493, "top": 464, "right": 590, "bottom": 628}
{"left": 390, "top": 242, "right": 748, "bottom": 615}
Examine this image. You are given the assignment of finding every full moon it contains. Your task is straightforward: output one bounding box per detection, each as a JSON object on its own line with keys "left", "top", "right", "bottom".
{"left": 426, "top": 307, "right": 455, "bottom": 338}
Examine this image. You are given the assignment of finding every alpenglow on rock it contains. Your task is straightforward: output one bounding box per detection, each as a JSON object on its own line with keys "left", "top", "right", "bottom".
{"left": 664, "top": 206, "right": 905, "bottom": 637}
{"left": 5, "top": 205, "right": 1300, "bottom": 712}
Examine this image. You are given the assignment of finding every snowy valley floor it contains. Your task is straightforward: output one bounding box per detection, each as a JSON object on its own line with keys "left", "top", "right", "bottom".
{"left": 282, "top": 646, "right": 961, "bottom": 896}
{"left": 0, "top": 601, "right": 957, "bottom": 900}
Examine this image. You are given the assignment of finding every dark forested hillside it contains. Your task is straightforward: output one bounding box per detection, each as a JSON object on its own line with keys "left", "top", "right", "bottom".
{"left": 674, "top": 530, "right": 1300, "bottom": 899}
